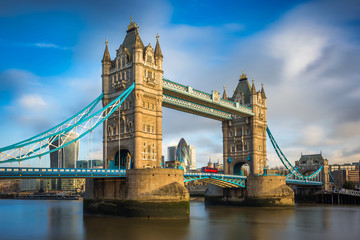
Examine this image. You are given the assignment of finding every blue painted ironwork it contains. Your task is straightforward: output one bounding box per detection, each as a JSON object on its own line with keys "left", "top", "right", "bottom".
{"left": 267, "top": 126, "right": 323, "bottom": 181}
{"left": 0, "top": 167, "right": 323, "bottom": 187}
{"left": 184, "top": 172, "right": 246, "bottom": 188}
{"left": 0, "top": 167, "right": 126, "bottom": 178}
{"left": 162, "top": 78, "right": 254, "bottom": 119}
{"left": 162, "top": 94, "right": 232, "bottom": 120}
{"left": 285, "top": 178, "right": 323, "bottom": 186}
{"left": 0, "top": 93, "right": 103, "bottom": 152}
{"left": 0, "top": 83, "right": 135, "bottom": 164}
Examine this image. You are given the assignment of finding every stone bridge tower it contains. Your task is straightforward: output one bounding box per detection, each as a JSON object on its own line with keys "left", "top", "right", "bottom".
{"left": 102, "top": 18, "right": 163, "bottom": 169}
{"left": 222, "top": 72, "right": 267, "bottom": 176}
{"left": 295, "top": 153, "right": 330, "bottom": 191}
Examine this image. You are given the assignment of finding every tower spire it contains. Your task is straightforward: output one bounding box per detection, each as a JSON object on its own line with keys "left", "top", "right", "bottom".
{"left": 102, "top": 38, "right": 111, "bottom": 63}
{"left": 251, "top": 78, "right": 257, "bottom": 95}
{"left": 154, "top": 33, "right": 163, "bottom": 58}
{"left": 222, "top": 86, "right": 228, "bottom": 100}
{"left": 261, "top": 82, "right": 267, "bottom": 99}
{"left": 127, "top": 16, "right": 139, "bottom": 32}
{"left": 239, "top": 70, "right": 248, "bottom": 81}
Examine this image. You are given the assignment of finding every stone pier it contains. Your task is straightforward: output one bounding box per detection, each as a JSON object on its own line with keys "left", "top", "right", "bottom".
{"left": 205, "top": 175, "right": 294, "bottom": 207}
{"left": 83, "top": 168, "right": 190, "bottom": 218}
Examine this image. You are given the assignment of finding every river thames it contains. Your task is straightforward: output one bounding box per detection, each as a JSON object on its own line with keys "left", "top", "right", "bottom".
{"left": 0, "top": 199, "right": 359, "bottom": 240}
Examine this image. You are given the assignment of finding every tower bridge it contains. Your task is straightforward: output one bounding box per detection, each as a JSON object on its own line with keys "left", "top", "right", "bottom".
{"left": 0, "top": 18, "right": 328, "bottom": 217}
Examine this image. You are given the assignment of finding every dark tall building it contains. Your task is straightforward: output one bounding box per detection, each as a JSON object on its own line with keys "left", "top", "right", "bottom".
{"left": 50, "top": 132, "right": 79, "bottom": 168}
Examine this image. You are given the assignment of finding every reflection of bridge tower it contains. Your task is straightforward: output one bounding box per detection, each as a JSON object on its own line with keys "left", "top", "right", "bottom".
{"left": 102, "top": 18, "right": 163, "bottom": 169}
{"left": 295, "top": 153, "right": 330, "bottom": 191}
{"left": 222, "top": 72, "right": 267, "bottom": 176}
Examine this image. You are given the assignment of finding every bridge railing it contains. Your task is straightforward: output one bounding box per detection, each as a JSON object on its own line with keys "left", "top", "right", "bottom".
{"left": 163, "top": 94, "right": 232, "bottom": 120}
{"left": 339, "top": 188, "right": 360, "bottom": 197}
{"left": 285, "top": 178, "right": 323, "bottom": 186}
{"left": 184, "top": 172, "right": 247, "bottom": 179}
{"left": 0, "top": 167, "right": 126, "bottom": 178}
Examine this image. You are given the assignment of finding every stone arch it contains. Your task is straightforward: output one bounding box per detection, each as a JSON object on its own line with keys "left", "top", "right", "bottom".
{"left": 233, "top": 162, "right": 248, "bottom": 175}
{"left": 108, "top": 146, "right": 133, "bottom": 170}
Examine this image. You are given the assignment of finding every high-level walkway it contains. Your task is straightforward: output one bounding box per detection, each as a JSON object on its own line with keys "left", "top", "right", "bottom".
{"left": 162, "top": 78, "right": 254, "bottom": 121}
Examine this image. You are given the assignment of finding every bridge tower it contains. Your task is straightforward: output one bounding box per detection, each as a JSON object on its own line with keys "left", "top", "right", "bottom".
{"left": 295, "top": 153, "right": 330, "bottom": 191}
{"left": 85, "top": 18, "right": 189, "bottom": 218}
{"left": 102, "top": 18, "right": 163, "bottom": 170}
{"left": 222, "top": 71, "right": 267, "bottom": 176}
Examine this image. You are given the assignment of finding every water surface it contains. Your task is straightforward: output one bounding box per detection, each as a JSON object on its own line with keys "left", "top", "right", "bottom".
{"left": 0, "top": 200, "right": 359, "bottom": 240}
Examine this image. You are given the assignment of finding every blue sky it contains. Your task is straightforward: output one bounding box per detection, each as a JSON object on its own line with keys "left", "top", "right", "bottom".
{"left": 0, "top": 0, "right": 360, "bottom": 168}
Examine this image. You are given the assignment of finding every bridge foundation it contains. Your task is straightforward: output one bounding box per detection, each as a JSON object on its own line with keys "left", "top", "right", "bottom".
{"left": 83, "top": 168, "right": 190, "bottom": 218}
{"left": 246, "top": 175, "right": 294, "bottom": 206}
{"left": 205, "top": 175, "right": 294, "bottom": 207}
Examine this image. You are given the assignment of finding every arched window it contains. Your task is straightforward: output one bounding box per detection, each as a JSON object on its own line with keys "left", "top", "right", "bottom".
{"left": 121, "top": 56, "right": 125, "bottom": 67}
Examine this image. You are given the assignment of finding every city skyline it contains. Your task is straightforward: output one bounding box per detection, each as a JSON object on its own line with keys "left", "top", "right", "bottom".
{"left": 0, "top": 0, "right": 360, "bottom": 168}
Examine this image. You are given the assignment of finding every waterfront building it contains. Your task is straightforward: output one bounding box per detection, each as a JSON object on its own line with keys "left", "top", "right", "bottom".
{"left": 0, "top": 179, "right": 20, "bottom": 193}
{"left": 328, "top": 162, "right": 360, "bottom": 188}
{"left": 60, "top": 178, "right": 85, "bottom": 192}
{"left": 330, "top": 163, "right": 358, "bottom": 171}
{"left": 50, "top": 132, "right": 79, "bottom": 168}
{"left": 20, "top": 179, "right": 40, "bottom": 192}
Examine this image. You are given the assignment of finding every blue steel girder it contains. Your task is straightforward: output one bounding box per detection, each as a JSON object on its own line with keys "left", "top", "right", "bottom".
{"left": 162, "top": 78, "right": 254, "bottom": 119}
{"left": 184, "top": 173, "right": 246, "bottom": 188}
{"left": 285, "top": 178, "right": 323, "bottom": 186}
{"left": 0, "top": 167, "right": 323, "bottom": 187}
{"left": 0, "top": 167, "right": 126, "bottom": 178}
{"left": 162, "top": 94, "right": 232, "bottom": 121}
{"left": 0, "top": 83, "right": 135, "bottom": 164}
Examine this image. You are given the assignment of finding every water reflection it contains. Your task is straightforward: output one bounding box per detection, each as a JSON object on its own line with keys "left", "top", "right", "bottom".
{"left": 191, "top": 203, "right": 296, "bottom": 240}
{"left": 46, "top": 201, "right": 83, "bottom": 240}
{"left": 0, "top": 200, "right": 359, "bottom": 240}
{"left": 83, "top": 215, "right": 189, "bottom": 240}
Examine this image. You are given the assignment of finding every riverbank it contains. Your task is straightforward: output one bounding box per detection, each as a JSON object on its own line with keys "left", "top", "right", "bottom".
{"left": 0, "top": 193, "right": 81, "bottom": 200}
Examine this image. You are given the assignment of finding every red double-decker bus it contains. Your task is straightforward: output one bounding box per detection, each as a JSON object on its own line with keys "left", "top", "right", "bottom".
{"left": 201, "top": 167, "right": 218, "bottom": 173}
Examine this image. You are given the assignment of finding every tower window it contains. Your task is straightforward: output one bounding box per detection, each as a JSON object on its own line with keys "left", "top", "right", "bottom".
{"left": 147, "top": 56, "right": 152, "bottom": 63}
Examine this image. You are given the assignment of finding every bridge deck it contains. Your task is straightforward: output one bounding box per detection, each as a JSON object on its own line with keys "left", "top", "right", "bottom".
{"left": 0, "top": 167, "right": 323, "bottom": 187}
{"left": 0, "top": 167, "right": 126, "bottom": 178}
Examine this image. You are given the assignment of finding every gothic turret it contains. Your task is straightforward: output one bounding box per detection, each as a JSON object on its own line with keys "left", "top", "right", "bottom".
{"left": 251, "top": 79, "right": 257, "bottom": 95}
{"left": 222, "top": 86, "right": 228, "bottom": 100}
{"left": 101, "top": 39, "right": 111, "bottom": 64}
{"left": 154, "top": 34, "right": 163, "bottom": 58}
{"left": 102, "top": 39, "right": 111, "bottom": 96}
{"left": 154, "top": 34, "right": 163, "bottom": 68}
{"left": 102, "top": 39, "right": 111, "bottom": 63}
{"left": 261, "top": 82, "right": 267, "bottom": 99}
{"left": 231, "top": 70, "right": 251, "bottom": 104}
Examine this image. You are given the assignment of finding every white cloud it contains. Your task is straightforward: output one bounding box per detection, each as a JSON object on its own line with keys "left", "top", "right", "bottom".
{"left": 268, "top": 23, "right": 330, "bottom": 80}
{"left": 18, "top": 94, "right": 47, "bottom": 109}
{"left": 33, "top": 42, "right": 70, "bottom": 50}
{"left": 300, "top": 125, "right": 325, "bottom": 147}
